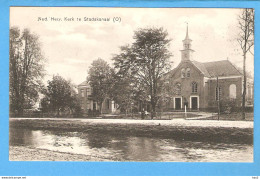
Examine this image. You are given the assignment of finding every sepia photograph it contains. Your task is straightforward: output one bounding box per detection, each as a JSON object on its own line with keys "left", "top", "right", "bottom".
{"left": 9, "top": 7, "right": 254, "bottom": 162}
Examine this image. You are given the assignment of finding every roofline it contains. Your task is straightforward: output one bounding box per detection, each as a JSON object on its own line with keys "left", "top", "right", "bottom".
{"left": 78, "top": 85, "right": 90, "bottom": 87}
{"left": 192, "top": 62, "right": 209, "bottom": 76}
{"left": 202, "top": 59, "right": 230, "bottom": 64}
{"left": 226, "top": 59, "right": 243, "bottom": 75}
{"left": 78, "top": 80, "right": 90, "bottom": 87}
{"left": 170, "top": 60, "right": 206, "bottom": 78}
{"left": 208, "top": 75, "right": 243, "bottom": 80}
{"left": 202, "top": 59, "right": 243, "bottom": 77}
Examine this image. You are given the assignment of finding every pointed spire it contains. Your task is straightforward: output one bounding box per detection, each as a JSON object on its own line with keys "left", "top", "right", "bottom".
{"left": 185, "top": 22, "right": 189, "bottom": 40}
{"left": 181, "top": 22, "right": 194, "bottom": 61}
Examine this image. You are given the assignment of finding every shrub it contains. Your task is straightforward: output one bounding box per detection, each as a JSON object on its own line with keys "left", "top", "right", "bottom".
{"left": 220, "top": 99, "right": 237, "bottom": 114}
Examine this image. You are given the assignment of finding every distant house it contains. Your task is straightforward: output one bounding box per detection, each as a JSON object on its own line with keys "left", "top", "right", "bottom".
{"left": 78, "top": 81, "right": 117, "bottom": 114}
{"left": 161, "top": 26, "right": 254, "bottom": 111}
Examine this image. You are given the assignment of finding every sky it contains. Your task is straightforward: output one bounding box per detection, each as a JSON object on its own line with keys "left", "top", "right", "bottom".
{"left": 10, "top": 7, "right": 254, "bottom": 85}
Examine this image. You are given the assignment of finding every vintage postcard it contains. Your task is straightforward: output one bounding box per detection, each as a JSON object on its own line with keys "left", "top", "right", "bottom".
{"left": 9, "top": 7, "right": 254, "bottom": 163}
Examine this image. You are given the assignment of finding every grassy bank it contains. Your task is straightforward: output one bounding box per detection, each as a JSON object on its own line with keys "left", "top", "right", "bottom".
{"left": 208, "top": 112, "right": 254, "bottom": 121}
{"left": 10, "top": 118, "right": 253, "bottom": 144}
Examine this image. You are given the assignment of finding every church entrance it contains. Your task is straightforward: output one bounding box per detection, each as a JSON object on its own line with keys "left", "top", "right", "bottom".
{"left": 191, "top": 97, "right": 198, "bottom": 110}
{"left": 174, "top": 97, "right": 182, "bottom": 110}
{"left": 93, "top": 102, "right": 96, "bottom": 110}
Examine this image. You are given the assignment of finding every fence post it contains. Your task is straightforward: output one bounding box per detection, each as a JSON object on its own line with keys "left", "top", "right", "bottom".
{"left": 185, "top": 105, "right": 187, "bottom": 119}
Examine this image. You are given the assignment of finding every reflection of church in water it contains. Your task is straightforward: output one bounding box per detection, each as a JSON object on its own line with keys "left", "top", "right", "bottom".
{"left": 161, "top": 26, "right": 254, "bottom": 111}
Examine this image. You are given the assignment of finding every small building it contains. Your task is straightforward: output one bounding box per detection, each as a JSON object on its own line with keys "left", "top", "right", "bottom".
{"left": 78, "top": 81, "right": 117, "bottom": 115}
{"left": 162, "top": 26, "right": 253, "bottom": 111}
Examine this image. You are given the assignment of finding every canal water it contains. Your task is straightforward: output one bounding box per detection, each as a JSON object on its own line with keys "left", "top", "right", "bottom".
{"left": 9, "top": 127, "right": 253, "bottom": 162}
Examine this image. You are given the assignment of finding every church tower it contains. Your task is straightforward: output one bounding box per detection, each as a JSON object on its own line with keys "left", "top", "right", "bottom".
{"left": 181, "top": 24, "right": 194, "bottom": 61}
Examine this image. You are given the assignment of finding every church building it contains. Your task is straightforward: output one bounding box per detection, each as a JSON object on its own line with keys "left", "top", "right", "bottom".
{"left": 162, "top": 26, "right": 254, "bottom": 111}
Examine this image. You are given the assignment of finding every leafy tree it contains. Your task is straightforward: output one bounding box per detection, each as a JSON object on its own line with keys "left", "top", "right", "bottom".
{"left": 87, "top": 58, "right": 113, "bottom": 114}
{"left": 9, "top": 27, "right": 45, "bottom": 116}
{"left": 109, "top": 71, "right": 136, "bottom": 115}
{"left": 113, "top": 27, "right": 172, "bottom": 119}
{"left": 157, "top": 79, "right": 171, "bottom": 110}
{"left": 237, "top": 9, "right": 254, "bottom": 120}
{"left": 45, "top": 75, "right": 79, "bottom": 116}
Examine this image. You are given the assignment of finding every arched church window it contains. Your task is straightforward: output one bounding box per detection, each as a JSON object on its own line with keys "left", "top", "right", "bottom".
{"left": 174, "top": 82, "right": 181, "bottom": 95}
{"left": 186, "top": 68, "right": 190, "bottom": 78}
{"left": 247, "top": 84, "right": 253, "bottom": 99}
{"left": 192, "top": 82, "right": 198, "bottom": 93}
{"left": 181, "top": 68, "right": 185, "bottom": 78}
{"left": 229, "top": 84, "right": 236, "bottom": 99}
{"left": 249, "top": 85, "right": 253, "bottom": 99}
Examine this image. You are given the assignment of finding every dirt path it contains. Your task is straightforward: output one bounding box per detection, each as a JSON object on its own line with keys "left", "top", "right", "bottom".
{"left": 9, "top": 146, "right": 116, "bottom": 161}
{"left": 11, "top": 117, "right": 253, "bottom": 129}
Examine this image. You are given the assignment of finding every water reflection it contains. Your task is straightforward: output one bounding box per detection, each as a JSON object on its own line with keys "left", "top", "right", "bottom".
{"left": 9, "top": 128, "right": 253, "bottom": 162}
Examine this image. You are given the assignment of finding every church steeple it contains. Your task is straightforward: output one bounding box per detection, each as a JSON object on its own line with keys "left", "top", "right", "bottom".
{"left": 181, "top": 23, "right": 194, "bottom": 61}
{"left": 185, "top": 24, "right": 189, "bottom": 40}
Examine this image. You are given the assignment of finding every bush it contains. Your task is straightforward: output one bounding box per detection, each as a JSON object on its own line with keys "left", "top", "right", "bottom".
{"left": 245, "top": 106, "right": 254, "bottom": 112}
{"left": 73, "top": 105, "right": 83, "bottom": 118}
{"left": 220, "top": 99, "right": 237, "bottom": 114}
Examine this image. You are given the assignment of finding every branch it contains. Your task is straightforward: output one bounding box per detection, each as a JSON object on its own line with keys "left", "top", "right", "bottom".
{"left": 249, "top": 48, "right": 254, "bottom": 56}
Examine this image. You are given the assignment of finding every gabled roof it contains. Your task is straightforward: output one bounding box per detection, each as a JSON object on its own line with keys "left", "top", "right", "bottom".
{"left": 202, "top": 60, "right": 242, "bottom": 77}
{"left": 78, "top": 81, "right": 90, "bottom": 87}
{"left": 191, "top": 61, "right": 211, "bottom": 77}
{"left": 166, "top": 60, "right": 242, "bottom": 79}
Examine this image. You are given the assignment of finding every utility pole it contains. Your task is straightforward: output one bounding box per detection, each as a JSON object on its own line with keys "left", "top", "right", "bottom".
{"left": 217, "top": 76, "right": 220, "bottom": 120}
{"left": 184, "top": 104, "right": 187, "bottom": 119}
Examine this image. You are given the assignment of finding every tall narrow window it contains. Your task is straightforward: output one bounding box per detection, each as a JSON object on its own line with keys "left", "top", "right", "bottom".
{"left": 81, "top": 89, "right": 84, "bottom": 97}
{"left": 174, "top": 83, "right": 181, "bottom": 95}
{"left": 192, "top": 82, "right": 198, "bottom": 93}
{"left": 186, "top": 68, "right": 190, "bottom": 78}
{"left": 229, "top": 84, "right": 236, "bottom": 99}
{"left": 87, "top": 101, "right": 91, "bottom": 109}
{"left": 250, "top": 85, "right": 253, "bottom": 99}
{"left": 87, "top": 88, "right": 91, "bottom": 95}
{"left": 106, "top": 99, "right": 110, "bottom": 109}
{"left": 247, "top": 84, "right": 253, "bottom": 99}
{"left": 216, "top": 87, "right": 222, "bottom": 101}
{"left": 181, "top": 68, "right": 185, "bottom": 78}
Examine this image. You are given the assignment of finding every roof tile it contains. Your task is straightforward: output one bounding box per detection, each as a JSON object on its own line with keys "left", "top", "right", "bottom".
{"left": 202, "top": 60, "right": 242, "bottom": 77}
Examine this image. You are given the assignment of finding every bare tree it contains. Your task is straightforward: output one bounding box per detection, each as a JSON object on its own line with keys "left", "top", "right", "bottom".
{"left": 237, "top": 8, "right": 254, "bottom": 120}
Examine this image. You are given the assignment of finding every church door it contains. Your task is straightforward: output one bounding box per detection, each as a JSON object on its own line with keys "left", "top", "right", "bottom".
{"left": 175, "top": 98, "right": 181, "bottom": 110}
{"left": 191, "top": 97, "right": 198, "bottom": 110}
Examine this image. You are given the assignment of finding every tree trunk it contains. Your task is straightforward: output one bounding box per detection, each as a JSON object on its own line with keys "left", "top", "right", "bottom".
{"left": 150, "top": 97, "right": 156, "bottom": 119}
{"left": 99, "top": 102, "right": 103, "bottom": 115}
{"left": 242, "top": 53, "right": 247, "bottom": 120}
{"left": 242, "top": 10, "right": 248, "bottom": 121}
{"left": 17, "top": 107, "right": 24, "bottom": 117}
{"left": 152, "top": 102, "right": 156, "bottom": 119}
